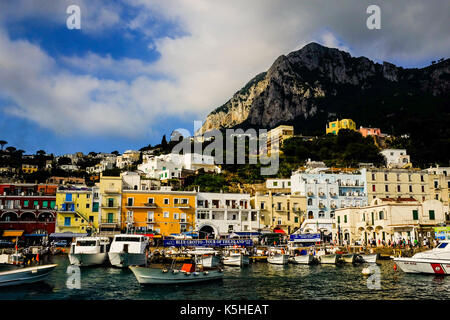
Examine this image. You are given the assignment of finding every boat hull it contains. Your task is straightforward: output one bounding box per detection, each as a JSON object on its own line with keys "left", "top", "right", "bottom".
{"left": 341, "top": 253, "right": 356, "bottom": 264}
{"left": 267, "top": 254, "right": 290, "bottom": 265}
{"left": 319, "top": 254, "right": 340, "bottom": 264}
{"left": 223, "top": 254, "right": 249, "bottom": 267}
{"left": 108, "top": 252, "right": 146, "bottom": 268}
{"left": 129, "top": 266, "right": 223, "bottom": 284}
{"left": 69, "top": 253, "right": 108, "bottom": 266}
{"left": 291, "top": 255, "right": 315, "bottom": 265}
{"left": 394, "top": 258, "right": 450, "bottom": 275}
{"left": 0, "top": 264, "right": 57, "bottom": 287}
{"left": 360, "top": 254, "right": 378, "bottom": 264}
{"left": 199, "top": 255, "right": 221, "bottom": 268}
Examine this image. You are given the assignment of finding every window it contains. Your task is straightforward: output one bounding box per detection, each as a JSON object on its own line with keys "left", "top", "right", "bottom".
{"left": 87, "top": 194, "right": 90, "bottom": 199}
{"left": 429, "top": 210, "right": 435, "bottom": 220}
{"left": 308, "top": 198, "right": 313, "bottom": 205}
{"left": 344, "top": 215, "right": 347, "bottom": 223}
{"left": 127, "top": 198, "right": 134, "bottom": 206}
{"left": 421, "top": 186, "right": 425, "bottom": 193}
{"left": 379, "top": 211, "right": 384, "bottom": 220}
{"left": 409, "top": 185, "right": 412, "bottom": 192}
{"left": 384, "top": 174, "right": 388, "bottom": 181}
{"left": 89, "top": 216, "right": 94, "bottom": 223}
{"left": 86, "top": 203, "right": 90, "bottom": 209}
{"left": 273, "top": 181, "right": 278, "bottom": 187}
{"left": 277, "top": 203, "right": 282, "bottom": 210}
{"left": 64, "top": 217, "right": 71, "bottom": 226}
{"left": 174, "top": 213, "right": 179, "bottom": 220}
{"left": 385, "top": 185, "right": 389, "bottom": 192}
{"left": 372, "top": 185, "right": 376, "bottom": 192}
{"left": 163, "top": 212, "right": 169, "bottom": 218}
{"left": 164, "top": 198, "right": 169, "bottom": 205}
{"left": 147, "top": 212, "right": 154, "bottom": 222}
{"left": 147, "top": 198, "right": 154, "bottom": 204}
{"left": 412, "top": 210, "right": 419, "bottom": 220}
{"left": 337, "top": 216, "right": 340, "bottom": 224}
{"left": 93, "top": 202, "right": 99, "bottom": 212}
{"left": 23, "top": 200, "right": 29, "bottom": 207}
{"left": 42, "top": 201, "right": 48, "bottom": 208}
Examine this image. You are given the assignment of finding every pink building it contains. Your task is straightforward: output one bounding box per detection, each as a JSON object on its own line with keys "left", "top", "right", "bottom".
{"left": 359, "top": 126, "right": 382, "bottom": 137}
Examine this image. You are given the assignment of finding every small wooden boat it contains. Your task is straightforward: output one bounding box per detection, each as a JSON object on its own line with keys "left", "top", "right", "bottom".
{"left": 0, "top": 264, "right": 57, "bottom": 287}
{"left": 359, "top": 253, "right": 378, "bottom": 264}
{"left": 341, "top": 253, "right": 356, "bottom": 264}
{"left": 267, "top": 247, "right": 289, "bottom": 265}
{"left": 129, "top": 252, "right": 223, "bottom": 285}
{"left": 290, "top": 254, "right": 316, "bottom": 265}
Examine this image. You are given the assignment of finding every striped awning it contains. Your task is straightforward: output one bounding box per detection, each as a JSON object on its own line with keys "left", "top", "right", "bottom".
{"left": 2, "top": 230, "right": 24, "bottom": 237}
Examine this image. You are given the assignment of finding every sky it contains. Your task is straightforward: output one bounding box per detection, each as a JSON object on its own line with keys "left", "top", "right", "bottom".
{"left": 0, "top": 0, "right": 448, "bottom": 156}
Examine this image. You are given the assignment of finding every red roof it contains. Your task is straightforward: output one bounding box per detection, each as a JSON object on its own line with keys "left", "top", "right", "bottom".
{"left": 273, "top": 229, "right": 285, "bottom": 234}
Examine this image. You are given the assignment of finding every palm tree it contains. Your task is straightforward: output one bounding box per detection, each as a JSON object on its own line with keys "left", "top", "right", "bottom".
{"left": 0, "top": 140, "right": 6, "bottom": 150}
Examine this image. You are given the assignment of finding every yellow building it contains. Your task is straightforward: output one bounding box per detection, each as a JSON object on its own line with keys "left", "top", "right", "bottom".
{"left": 121, "top": 190, "right": 196, "bottom": 236}
{"left": 98, "top": 174, "right": 123, "bottom": 235}
{"left": 251, "top": 192, "right": 306, "bottom": 234}
{"left": 326, "top": 119, "right": 356, "bottom": 135}
{"left": 266, "top": 125, "right": 294, "bottom": 155}
{"left": 22, "top": 164, "right": 38, "bottom": 174}
{"left": 55, "top": 186, "right": 99, "bottom": 234}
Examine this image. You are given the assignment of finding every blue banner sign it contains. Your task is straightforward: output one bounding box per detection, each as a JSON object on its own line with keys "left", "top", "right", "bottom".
{"left": 289, "top": 233, "right": 321, "bottom": 242}
{"left": 163, "top": 239, "right": 254, "bottom": 247}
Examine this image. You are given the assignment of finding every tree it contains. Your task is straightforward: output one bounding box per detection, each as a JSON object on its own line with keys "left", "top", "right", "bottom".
{"left": 111, "top": 151, "right": 119, "bottom": 156}
{"left": 36, "top": 150, "right": 46, "bottom": 156}
{"left": 6, "top": 146, "right": 16, "bottom": 153}
{"left": 161, "top": 135, "right": 168, "bottom": 149}
{"left": 0, "top": 140, "right": 6, "bottom": 150}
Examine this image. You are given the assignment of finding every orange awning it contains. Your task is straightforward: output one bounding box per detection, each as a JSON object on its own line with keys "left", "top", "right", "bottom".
{"left": 2, "top": 230, "right": 24, "bottom": 237}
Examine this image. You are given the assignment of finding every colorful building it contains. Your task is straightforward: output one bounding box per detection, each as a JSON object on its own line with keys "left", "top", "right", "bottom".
{"left": 266, "top": 125, "right": 294, "bottom": 155}
{"left": 359, "top": 126, "right": 382, "bottom": 137}
{"left": 55, "top": 186, "right": 99, "bottom": 235}
{"left": 98, "top": 174, "right": 123, "bottom": 235}
{"left": 121, "top": 189, "right": 196, "bottom": 236}
{"left": 21, "top": 164, "right": 38, "bottom": 174}
{"left": 0, "top": 184, "right": 57, "bottom": 238}
{"left": 326, "top": 119, "right": 356, "bottom": 135}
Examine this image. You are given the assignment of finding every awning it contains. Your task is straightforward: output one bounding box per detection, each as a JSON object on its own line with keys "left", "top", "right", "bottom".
{"left": 273, "top": 229, "right": 286, "bottom": 234}
{"left": 2, "top": 230, "right": 24, "bottom": 237}
{"left": 49, "top": 233, "right": 87, "bottom": 238}
{"left": 25, "top": 234, "right": 47, "bottom": 237}
{"left": 139, "top": 233, "right": 162, "bottom": 239}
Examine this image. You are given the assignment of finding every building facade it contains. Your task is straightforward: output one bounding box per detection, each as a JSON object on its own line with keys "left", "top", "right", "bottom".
{"left": 196, "top": 192, "right": 260, "bottom": 238}
{"left": 290, "top": 170, "right": 368, "bottom": 233}
{"left": 251, "top": 192, "right": 306, "bottom": 234}
{"left": 121, "top": 190, "right": 196, "bottom": 236}
{"left": 55, "top": 186, "right": 99, "bottom": 234}
{"left": 333, "top": 198, "right": 448, "bottom": 245}
{"left": 326, "top": 119, "right": 356, "bottom": 135}
{"left": 0, "top": 184, "right": 57, "bottom": 236}
{"left": 380, "top": 149, "right": 411, "bottom": 168}
{"left": 98, "top": 174, "right": 123, "bottom": 235}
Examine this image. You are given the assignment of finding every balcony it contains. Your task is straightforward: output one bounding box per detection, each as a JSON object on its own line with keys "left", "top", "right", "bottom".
{"left": 318, "top": 204, "right": 325, "bottom": 209}
{"left": 318, "top": 192, "right": 325, "bottom": 197}
{"left": 100, "top": 219, "right": 119, "bottom": 225}
{"left": 330, "top": 192, "right": 337, "bottom": 197}
{"left": 174, "top": 203, "right": 190, "bottom": 209}
{"left": 331, "top": 204, "right": 337, "bottom": 209}
{"left": 307, "top": 192, "right": 314, "bottom": 196}
{"left": 101, "top": 204, "right": 119, "bottom": 209}
{"left": 104, "top": 188, "right": 121, "bottom": 194}
{"left": 275, "top": 207, "right": 285, "bottom": 212}
{"left": 144, "top": 202, "right": 158, "bottom": 208}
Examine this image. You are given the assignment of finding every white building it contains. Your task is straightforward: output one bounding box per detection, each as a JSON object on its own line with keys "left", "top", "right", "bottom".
{"left": 138, "top": 153, "right": 220, "bottom": 181}
{"left": 195, "top": 192, "right": 260, "bottom": 238}
{"left": 380, "top": 149, "right": 411, "bottom": 169}
{"left": 266, "top": 178, "right": 291, "bottom": 191}
{"left": 116, "top": 150, "right": 140, "bottom": 169}
{"left": 332, "top": 198, "right": 446, "bottom": 245}
{"left": 121, "top": 171, "right": 160, "bottom": 191}
{"left": 86, "top": 157, "right": 116, "bottom": 174}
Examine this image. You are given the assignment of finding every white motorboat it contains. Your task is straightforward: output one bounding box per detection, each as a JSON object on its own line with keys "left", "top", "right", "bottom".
{"left": 359, "top": 253, "right": 378, "bottom": 264}
{"left": 69, "top": 237, "right": 110, "bottom": 266}
{"left": 0, "top": 263, "right": 57, "bottom": 287}
{"left": 129, "top": 253, "right": 223, "bottom": 285}
{"left": 290, "top": 254, "right": 316, "bottom": 265}
{"left": 187, "top": 247, "right": 221, "bottom": 268}
{"left": 316, "top": 248, "right": 341, "bottom": 264}
{"left": 108, "top": 234, "right": 149, "bottom": 268}
{"left": 394, "top": 240, "right": 450, "bottom": 275}
{"left": 222, "top": 247, "right": 250, "bottom": 267}
{"left": 267, "top": 247, "right": 289, "bottom": 265}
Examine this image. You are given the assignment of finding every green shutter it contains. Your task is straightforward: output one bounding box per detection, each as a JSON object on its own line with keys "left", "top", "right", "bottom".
{"left": 412, "top": 210, "right": 418, "bottom": 220}
{"left": 429, "top": 210, "right": 435, "bottom": 220}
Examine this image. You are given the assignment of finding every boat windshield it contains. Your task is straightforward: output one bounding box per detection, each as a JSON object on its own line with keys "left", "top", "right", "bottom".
{"left": 115, "top": 237, "right": 141, "bottom": 242}
{"left": 77, "top": 240, "right": 97, "bottom": 246}
{"left": 437, "top": 242, "right": 448, "bottom": 249}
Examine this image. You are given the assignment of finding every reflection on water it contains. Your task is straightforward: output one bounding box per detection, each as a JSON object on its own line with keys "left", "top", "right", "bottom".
{"left": 0, "top": 255, "right": 450, "bottom": 300}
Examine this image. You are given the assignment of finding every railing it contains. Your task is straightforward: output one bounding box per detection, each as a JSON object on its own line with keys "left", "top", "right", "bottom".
{"left": 100, "top": 219, "right": 119, "bottom": 224}
{"left": 144, "top": 203, "right": 158, "bottom": 208}
{"left": 174, "top": 203, "right": 190, "bottom": 208}
{"left": 104, "top": 189, "right": 121, "bottom": 194}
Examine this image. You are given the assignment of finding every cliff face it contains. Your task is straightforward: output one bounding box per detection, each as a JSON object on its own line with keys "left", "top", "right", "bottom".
{"left": 199, "top": 42, "right": 449, "bottom": 134}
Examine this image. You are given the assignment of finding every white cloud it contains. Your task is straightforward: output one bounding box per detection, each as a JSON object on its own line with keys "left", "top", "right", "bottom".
{"left": 0, "top": 0, "right": 448, "bottom": 138}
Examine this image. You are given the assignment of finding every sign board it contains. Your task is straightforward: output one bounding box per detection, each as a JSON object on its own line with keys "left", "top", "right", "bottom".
{"left": 289, "top": 233, "right": 321, "bottom": 242}
{"left": 434, "top": 227, "right": 450, "bottom": 240}
{"left": 163, "top": 239, "right": 254, "bottom": 247}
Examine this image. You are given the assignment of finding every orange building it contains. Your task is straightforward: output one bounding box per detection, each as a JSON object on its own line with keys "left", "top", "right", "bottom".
{"left": 37, "top": 184, "right": 58, "bottom": 196}
{"left": 121, "top": 190, "right": 196, "bottom": 236}
{"left": 359, "top": 126, "right": 382, "bottom": 137}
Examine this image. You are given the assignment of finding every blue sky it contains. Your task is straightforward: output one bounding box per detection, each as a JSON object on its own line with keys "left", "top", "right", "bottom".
{"left": 0, "top": 0, "right": 448, "bottom": 155}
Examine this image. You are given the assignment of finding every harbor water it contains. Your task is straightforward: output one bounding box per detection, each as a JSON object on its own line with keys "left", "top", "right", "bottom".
{"left": 1, "top": 255, "right": 450, "bottom": 300}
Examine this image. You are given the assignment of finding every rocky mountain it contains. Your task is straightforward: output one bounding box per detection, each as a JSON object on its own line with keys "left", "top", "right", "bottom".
{"left": 200, "top": 43, "right": 449, "bottom": 141}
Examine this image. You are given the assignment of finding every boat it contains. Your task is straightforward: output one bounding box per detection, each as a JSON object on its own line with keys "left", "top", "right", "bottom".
{"left": 68, "top": 237, "right": 110, "bottom": 266}
{"left": 359, "top": 253, "right": 378, "bottom": 264}
{"left": 222, "top": 247, "right": 250, "bottom": 267}
{"left": 394, "top": 240, "right": 450, "bottom": 274}
{"left": 187, "top": 247, "right": 221, "bottom": 268}
{"left": 341, "top": 253, "right": 356, "bottom": 264}
{"left": 267, "top": 247, "right": 289, "bottom": 265}
{"left": 0, "top": 263, "right": 58, "bottom": 287}
{"left": 129, "top": 252, "right": 223, "bottom": 285}
{"left": 108, "top": 234, "right": 149, "bottom": 268}
{"left": 290, "top": 254, "right": 316, "bottom": 265}
{"left": 317, "top": 248, "right": 341, "bottom": 264}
